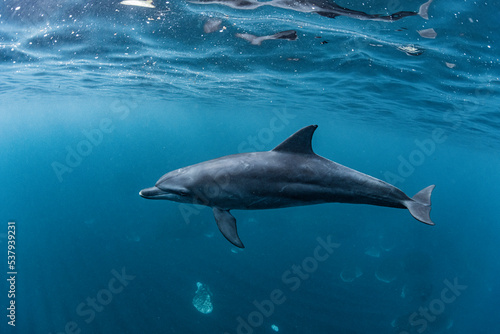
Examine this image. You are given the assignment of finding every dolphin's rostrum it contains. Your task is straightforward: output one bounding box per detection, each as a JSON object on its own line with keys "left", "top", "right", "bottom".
{"left": 140, "top": 125, "right": 435, "bottom": 248}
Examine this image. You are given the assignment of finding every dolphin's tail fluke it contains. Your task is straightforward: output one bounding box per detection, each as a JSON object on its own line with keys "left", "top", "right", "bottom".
{"left": 404, "top": 185, "right": 435, "bottom": 225}
{"left": 418, "top": 0, "right": 433, "bottom": 20}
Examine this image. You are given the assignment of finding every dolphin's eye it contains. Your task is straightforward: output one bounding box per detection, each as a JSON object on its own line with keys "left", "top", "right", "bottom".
{"left": 179, "top": 191, "right": 188, "bottom": 197}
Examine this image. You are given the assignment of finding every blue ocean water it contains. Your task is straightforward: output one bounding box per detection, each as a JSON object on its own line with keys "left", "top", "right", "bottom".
{"left": 1, "top": 0, "right": 500, "bottom": 333}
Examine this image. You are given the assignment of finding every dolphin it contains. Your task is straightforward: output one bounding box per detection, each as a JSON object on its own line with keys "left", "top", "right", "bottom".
{"left": 236, "top": 30, "right": 298, "bottom": 45}
{"left": 140, "top": 125, "right": 435, "bottom": 248}
{"left": 187, "top": 0, "right": 433, "bottom": 22}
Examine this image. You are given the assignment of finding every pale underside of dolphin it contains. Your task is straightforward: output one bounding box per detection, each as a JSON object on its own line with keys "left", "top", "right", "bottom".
{"left": 188, "top": 0, "right": 433, "bottom": 22}
{"left": 236, "top": 30, "right": 297, "bottom": 45}
{"left": 140, "top": 125, "right": 435, "bottom": 248}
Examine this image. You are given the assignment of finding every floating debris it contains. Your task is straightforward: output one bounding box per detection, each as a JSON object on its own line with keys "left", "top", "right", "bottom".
{"left": 401, "top": 281, "right": 433, "bottom": 302}
{"left": 445, "top": 62, "right": 456, "bottom": 68}
{"left": 375, "top": 271, "right": 396, "bottom": 283}
{"left": 204, "top": 231, "right": 215, "bottom": 238}
{"left": 375, "top": 262, "right": 398, "bottom": 283}
{"left": 397, "top": 45, "right": 424, "bottom": 56}
{"left": 418, "top": 28, "right": 437, "bottom": 39}
{"left": 230, "top": 247, "right": 244, "bottom": 254}
{"left": 192, "top": 282, "right": 213, "bottom": 314}
{"left": 378, "top": 234, "right": 395, "bottom": 252}
{"left": 204, "top": 18, "right": 223, "bottom": 34}
{"left": 120, "top": 0, "right": 155, "bottom": 8}
{"left": 271, "top": 324, "right": 279, "bottom": 332}
{"left": 364, "top": 247, "right": 381, "bottom": 258}
{"left": 340, "top": 266, "right": 363, "bottom": 282}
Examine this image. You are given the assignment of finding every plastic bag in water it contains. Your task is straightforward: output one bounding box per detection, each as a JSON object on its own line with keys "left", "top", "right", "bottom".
{"left": 192, "top": 282, "right": 213, "bottom": 314}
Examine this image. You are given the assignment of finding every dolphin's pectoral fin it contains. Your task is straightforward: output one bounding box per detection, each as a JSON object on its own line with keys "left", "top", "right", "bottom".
{"left": 272, "top": 124, "right": 318, "bottom": 155}
{"left": 213, "top": 208, "right": 245, "bottom": 248}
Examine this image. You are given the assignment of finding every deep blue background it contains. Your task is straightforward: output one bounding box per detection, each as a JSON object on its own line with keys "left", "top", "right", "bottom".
{"left": 1, "top": 0, "right": 499, "bottom": 333}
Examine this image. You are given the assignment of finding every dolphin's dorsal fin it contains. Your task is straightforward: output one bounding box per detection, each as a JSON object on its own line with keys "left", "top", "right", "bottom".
{"left": 272, "top": 125, "right": 318, "bottom": 154}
